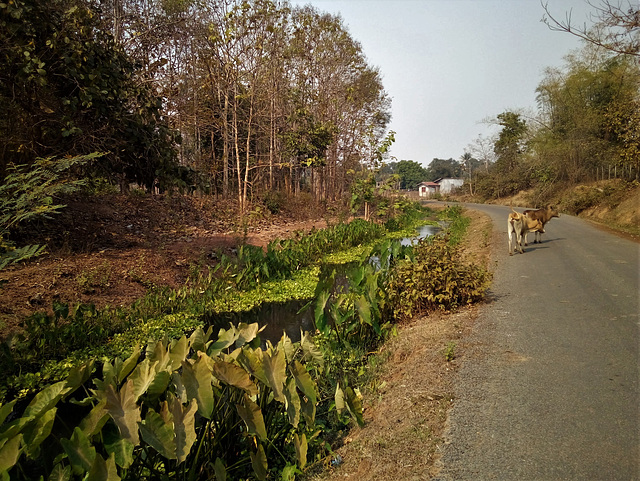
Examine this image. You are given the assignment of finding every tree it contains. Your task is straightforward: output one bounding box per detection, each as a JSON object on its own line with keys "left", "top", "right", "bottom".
{"left": 396, "top": 160, "right": 428, "bottom": 189}
{"left": 0, "top": 0, "right": 178, "bottom": 188}
{"left": 425, "top": 158, "right": 463, "bottom": 180}
{"left": 493, "top": 112, "right": 528, "bottom": 174}
{"left": 542, "top": 0, "right": 640, "bottom": 57}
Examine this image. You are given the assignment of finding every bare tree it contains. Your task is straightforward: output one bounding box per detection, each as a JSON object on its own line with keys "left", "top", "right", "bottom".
{"left": 541, "top": 0, "right": 640, "bottom": 57}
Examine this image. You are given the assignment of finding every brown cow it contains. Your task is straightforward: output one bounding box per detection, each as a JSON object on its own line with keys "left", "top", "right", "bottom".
{"left": 523, "top": 205, "right": 559, "bottom": 244}
{"left": 508, "top": 208, "right": 544, "bottom": 255}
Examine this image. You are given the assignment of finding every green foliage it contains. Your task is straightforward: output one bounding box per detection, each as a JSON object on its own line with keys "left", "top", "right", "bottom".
{"left": 0, "top": 326, "right": 323, "bottom": 481}
{"left": 0, "top": 0, "right": 178, "bottom": 188}
{"left": 386, "top": 235, "right": 492, "bottom": 321}
{"left": 0, "top": 154, "right": 99, "bottom": 269}
{"left": 444, "top": 342, "right": 456, "bottom": 362}
{"left": 396, "top": 160, "right": 428, "bottom": 189}
{"left": 425, "top": 158, "right": 463, "bottom": 181}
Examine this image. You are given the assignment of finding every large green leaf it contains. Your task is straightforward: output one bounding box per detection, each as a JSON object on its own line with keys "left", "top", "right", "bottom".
{"left": 335, "top": 383, "right": 364, "bottom": 427}
{"left": 22, "top": 407, "right": 56, "bottom": 459}
{"left": 236, "top": 322, "right": 260, "bottom": 347}
{"left": 208, "top": 325, "right": 239, "bottom": 357}
{"left": 86, "top": 452, "right": 120, "bottom": 481}
{"left": 236, "top": 394, "right": 267, "bottom": 441}
{"left": 290, "top": 360, "right": 317, "bottom": 405}
{"left": 294, "top": 433, "right": 308, "bottom": 469}
{"left": 262, "top": 347, "right": 286, "bottom": 403}
{"left": 211, "top": 360, "right": 258, "bottom": 395}
{"left": 214, "top": 457, "right": 227, "bottom": 481}
{"left": 169, "top": 336, "right": 188, "bottom": 370}
{"left": 237, "top": 347, "right": 268, "bottom": 386}
{"left": 189, "top": 328, "right": 207, "bottom": 353}
{"left": 23, "top": 381, "right": 68, "bottom": 419}
{"left": 146, "top": 370, "right": 172, "bottom": 400}
{"left": 60, "top": 427, "right": 96, "bottom": 475}
{"left": 300, "top": 332, "right": 324, "bottom": 370}
{"left": 116, "top": 346, "right": 141, "bottom": 384}
{"left": 128, "top": 359, "right": 160, "bottom": 401}
{"left": 104, "top": 380, "right": 141, "bottom": 445}
{"left": 138, "top": 408, "right": 175, "bottom": 460}
{"left": 48, "top": 463, "right": 72, "bottom": 481}
{"left": 250, "top": 444, "right": 267, "bottom": 481}
{"left": 283, "top": 377, "right": 300, "bottom": 428}
{"left": 181, "top": 353, "right": 214, "bottom": 419}
{"left": 79, "top": 399, "right": 108, "bottom": 437}
{"left": 169, "top": 396, "right": 197, "bottom": 464}
{"left": 103, "top": 428, "right": 134, "bottom": 470}
{"left": 0, "top": 434, "right": 22, "bottom": 474}
{"left": 0, "top": 401, "right": 16, "bottom": 428}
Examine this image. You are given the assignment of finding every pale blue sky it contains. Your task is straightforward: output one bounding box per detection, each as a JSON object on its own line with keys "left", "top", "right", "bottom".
{"left": 291, "top": 0, "right": 597, "bottom": 167}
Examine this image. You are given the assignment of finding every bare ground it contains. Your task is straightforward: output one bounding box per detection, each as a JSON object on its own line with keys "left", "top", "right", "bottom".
{"left": 0, "top": 193, "right": 333, "bottom": 340}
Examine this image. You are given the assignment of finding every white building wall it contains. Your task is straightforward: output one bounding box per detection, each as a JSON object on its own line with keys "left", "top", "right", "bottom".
{"left": 438, "top": 178, "right": 464, "bottom": 194}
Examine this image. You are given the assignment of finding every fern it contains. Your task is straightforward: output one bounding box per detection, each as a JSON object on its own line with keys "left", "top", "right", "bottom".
{"left": 0, "top": 153, "right": 101, "bottom": 269}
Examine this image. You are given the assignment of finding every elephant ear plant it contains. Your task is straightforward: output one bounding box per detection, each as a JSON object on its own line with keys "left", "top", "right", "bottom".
{"left": 0, "top": 323, "right": 323, "bottom": 481}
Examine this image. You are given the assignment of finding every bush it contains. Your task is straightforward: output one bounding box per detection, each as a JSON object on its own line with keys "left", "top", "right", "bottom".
{"left": 385, "top": 235, "right": 492, "bottom": 320}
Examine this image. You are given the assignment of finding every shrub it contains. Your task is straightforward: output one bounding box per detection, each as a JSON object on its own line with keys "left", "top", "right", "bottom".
{"left": 385, "top": 235, "right": 492, "bottom": 320}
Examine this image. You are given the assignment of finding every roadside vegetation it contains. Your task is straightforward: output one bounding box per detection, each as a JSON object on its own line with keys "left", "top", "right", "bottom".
{"left": 1, "top": 0, "right": 637, "bottom": 479}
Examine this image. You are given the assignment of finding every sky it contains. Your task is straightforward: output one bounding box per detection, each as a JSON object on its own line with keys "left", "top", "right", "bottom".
{"left": 289, "top": 0, "right": 598, "bottom": 167}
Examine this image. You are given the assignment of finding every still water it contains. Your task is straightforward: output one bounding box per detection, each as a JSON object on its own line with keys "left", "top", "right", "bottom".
{"left": 206, "top": 224, "right": 442, "bottom": 343}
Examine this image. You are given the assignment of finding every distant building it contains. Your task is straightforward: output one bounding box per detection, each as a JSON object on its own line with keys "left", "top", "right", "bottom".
{"left": 435, "top": 178, "right": 464, "bottom": 194}
{"left": 418, "top": 182, "right": 440, "bottom": 197}
{"left": 418, "top": 178, "right": 464, "bottom": 197}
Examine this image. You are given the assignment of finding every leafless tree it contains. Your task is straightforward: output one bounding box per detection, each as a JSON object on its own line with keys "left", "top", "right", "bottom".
{"left": 541, "top": 0, "right": 640, "bottom": 57}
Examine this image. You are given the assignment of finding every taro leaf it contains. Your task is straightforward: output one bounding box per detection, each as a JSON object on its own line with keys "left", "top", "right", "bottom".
{"left": 116, "top": 346, "right": 141, "bottom": 384}
{"left": 213, "top": 457, "right": 226, "bottom": 481}
{"left": 236, "top": 322, "right": 260, "bottom": 347}
{"left": 0, "top": 401, "right": 15, "bottom": 427}
{"left": 356, "top": 295, "right": 372, "bottom": 327}
{"left": 170, "top": 398, "right": 197, "bottom": 464}
{"left": 138, "top": 409, "right": 175, "bottom": 460}
{"left": 48, "top": 463, "right": 72, "bottom": 481}
{"left": 262, "top": 347, "right": 286, "bottom": 403}
{"left": 181, "top": 353, "right": 214, "bottom": 419}
{"left": 104, "top": 380, "right": 141, "bottom": 445}
{"left": 60, "top": 427, "right": 96, "bottom": 475}
{"left": 128, "top": 359, "right": 160, "bottom": 401}
{"left": 64, "top": 361, "right": 95, "bottom": 395}
{"left": 237, "top": 347, "right": 268, "bottom": 386}
{"left": 281, "top": 463, "right": 297, "bottom": 481}
{"left": 79, "top": 399, "right": 108, "bottom": 437}
{"left": 236, "top": 394, "right": 267, "bottom": 441}
{"left": 335, "top": 383, "right": 364, "bottom": 427}
{"left": 146, "top": 370, "right": 172, "bottom": 400}
{"left": 103, "top": 423, "right": 134, "bottom": 470}
{"left": 278, "top": 332, "right": 295, "bottom": 362}
{"left": 290, "top": 360, "right": 317, "bottom": 405}
{"left": 22, "top": 406, "right": 56, "bottom": 459}
{"left": 86, "top": 452, "right": 120, "bottom": 481}
{"left": 314, "top": 288, "right": 331, "bottom": 336}
{"left": 300, "top": 395, "right": 316, "bottom": 426}
{"left": 0, "top": 414, "right": 32, "bottom": 440}
{"left": 283, "top": 377, "right": 300, "bottom": 428}
{"left": 300, "top": 332, "right": 324, "bottom": 370}
{"left": 208, "top": 325, "right": 238, "bottom": 356}
{"left": 189, "top": 328, "right": 206, "bottom": 353}
{"left": 211, "top": 360, "right": 258, "bottom": 396}
{"left": 0, "top": 434, "right": 22, "bottom": 473}
{"left": 23, "top": 381, "right": 68, "bottom": 419}
{"left": 294, "top": 433, "right": 308, "bottom": 469}
{"left": 249, "top": 443, "right": 267, "bottom": 481}
{"left": 169, "top": 336, "right": 188, "bottom": 370}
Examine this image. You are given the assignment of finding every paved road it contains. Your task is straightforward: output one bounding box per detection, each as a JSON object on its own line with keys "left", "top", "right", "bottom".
{"left": 435, "top": 203, "right": 639, "bottom": 481}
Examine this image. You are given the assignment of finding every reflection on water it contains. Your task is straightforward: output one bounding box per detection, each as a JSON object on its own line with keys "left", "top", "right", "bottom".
{"left": 205, "top": 225, "right": 441, "bottom": 343}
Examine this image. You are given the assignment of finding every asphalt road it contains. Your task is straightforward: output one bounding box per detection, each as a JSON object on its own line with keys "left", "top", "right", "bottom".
{"left": 434, "top": 203, "right": 640, "bottom": 481}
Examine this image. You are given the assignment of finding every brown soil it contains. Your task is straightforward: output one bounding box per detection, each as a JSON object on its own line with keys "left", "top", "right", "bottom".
{"left": 306, "top": 210, "right": 495, "bottom": 481}
{"left": 0, "top": 193, "right": 333, "bottom": 340}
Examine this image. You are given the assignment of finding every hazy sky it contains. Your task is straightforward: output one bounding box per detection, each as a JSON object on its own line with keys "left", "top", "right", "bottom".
{"left": 290, "top": 0, "right": 597, "bottom": 167}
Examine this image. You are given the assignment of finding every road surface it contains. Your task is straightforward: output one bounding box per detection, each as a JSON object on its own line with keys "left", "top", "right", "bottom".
{"left": 434, "top": 203, "right": 639, "bottom": 480}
